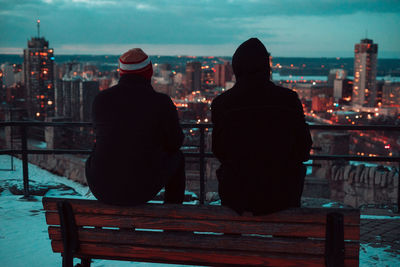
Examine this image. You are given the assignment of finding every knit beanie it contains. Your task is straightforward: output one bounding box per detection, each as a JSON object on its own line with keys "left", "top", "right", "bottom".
{"left": 118, "top": 48, "right": 153, "bottom": 79}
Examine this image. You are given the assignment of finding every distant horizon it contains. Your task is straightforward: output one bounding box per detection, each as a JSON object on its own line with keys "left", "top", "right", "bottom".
{"left": 1, "top": 52, "right": 400, "bottom": 60}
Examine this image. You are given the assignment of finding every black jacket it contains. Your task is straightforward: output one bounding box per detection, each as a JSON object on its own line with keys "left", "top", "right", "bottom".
{"left": 211, "top": 38, "right": 312, "bottom": 214}
{"left": 86, "top": 74, "right": 183, "bottom": 205}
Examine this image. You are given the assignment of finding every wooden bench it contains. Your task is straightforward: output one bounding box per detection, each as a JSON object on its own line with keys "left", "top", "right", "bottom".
{"left": 43, "top": 197, "right": 360, "bottom": 267}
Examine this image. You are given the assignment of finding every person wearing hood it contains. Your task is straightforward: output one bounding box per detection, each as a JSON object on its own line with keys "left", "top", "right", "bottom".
{"left": 85, "top": 48, "right": 186, "bottom": 205}
{"left": 211, "top": 38, "right": 312, "bottom": 215}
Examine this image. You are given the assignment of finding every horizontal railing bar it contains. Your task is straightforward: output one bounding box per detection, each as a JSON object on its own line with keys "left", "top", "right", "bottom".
{"left": 1, "top": 121, "right": 400, "bottom": 131}
{"left": 1, "top": 149, "right": 399, "bottom": 162}
{"left": 309, "top": 155, "right": 400, "bottom": 162}
{"left": 0, "top": 121, "right": 92, "bottom": 127}
{"left": 0, "top": 149, "right": 91, "bottom": 155}
{"left": 308, "top": 124, "right": 400, "bottom": 131}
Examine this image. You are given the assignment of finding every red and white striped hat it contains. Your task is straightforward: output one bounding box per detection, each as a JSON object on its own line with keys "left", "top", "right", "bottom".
{"left": 118, "top": 48, "right": 153, "bottom": 79}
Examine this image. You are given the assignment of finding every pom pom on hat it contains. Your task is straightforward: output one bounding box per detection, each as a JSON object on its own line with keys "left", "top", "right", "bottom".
{"left": 119, "top": 48, "right": 153, "bottom": 79}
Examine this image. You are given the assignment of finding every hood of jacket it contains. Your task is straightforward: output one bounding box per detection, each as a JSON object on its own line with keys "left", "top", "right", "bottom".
{"left": 232, "top": 38, "right": 271, "bottom": 81}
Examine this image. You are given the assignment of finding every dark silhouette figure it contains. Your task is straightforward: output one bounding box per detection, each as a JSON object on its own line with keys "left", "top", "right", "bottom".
{"left": 85, "top": 48, "right": 186, "bottom": 205}
{"left": 211, "top": 38, "right": 312, "bottom": 215}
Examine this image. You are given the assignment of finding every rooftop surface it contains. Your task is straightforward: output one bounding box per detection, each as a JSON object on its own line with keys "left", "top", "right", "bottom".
{"left": 0, "top": 155, "right": 399, "bottom": 266}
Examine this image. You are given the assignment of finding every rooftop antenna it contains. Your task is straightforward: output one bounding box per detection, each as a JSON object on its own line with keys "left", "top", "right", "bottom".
{"left": 37, "top": 19, "right": 40, "bottom": 38}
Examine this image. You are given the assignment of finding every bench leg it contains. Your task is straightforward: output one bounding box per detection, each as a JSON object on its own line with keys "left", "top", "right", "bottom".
{"left": 325, "top": 212, "right": 344, "bottom": 267}
{"left": 58, "top": 201, "right": 79, "bottom": 267}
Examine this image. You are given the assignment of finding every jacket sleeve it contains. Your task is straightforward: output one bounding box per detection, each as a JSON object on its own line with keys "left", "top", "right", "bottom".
{"left": 161, "top": 96, "right": 184, "bottom": 153}
{"left": 292, "top": 93, "right": 313, "bottom": 162}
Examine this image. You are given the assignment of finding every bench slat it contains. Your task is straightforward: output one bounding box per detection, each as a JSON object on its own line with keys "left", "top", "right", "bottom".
{"left": 42, "top": 198, "right": 360, "bottom": 225}
{"left": 48, "top": 226, "right": 359, "bottom": 258}
{"left": 45, "top": 212, "right": 359, "bottom": 240}
{"left": 52, "top": 240, "right": 349, "bottom": 267}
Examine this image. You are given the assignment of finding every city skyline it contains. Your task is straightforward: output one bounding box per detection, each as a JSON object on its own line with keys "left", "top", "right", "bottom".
{"left": 1, "top": 0, "right": 400, "bottom": 58}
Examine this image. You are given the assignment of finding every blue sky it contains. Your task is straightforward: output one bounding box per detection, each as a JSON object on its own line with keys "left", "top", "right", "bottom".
{"left": 1, "top": 0, "right": 399, "bottom": 57}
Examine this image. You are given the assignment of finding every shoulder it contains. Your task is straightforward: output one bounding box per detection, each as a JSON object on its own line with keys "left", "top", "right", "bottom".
{"left": 270, "top": 82, "right": 297, "bottom": 96}
{"left": 96, "top": 84, "right": 118, "bottom": 99}
{"left": 211, "top": 86, "right": 236, "bottom": 109}
{"left": 154, "top": 91, "right": 173, "bottom": 103}
{"left": 152, "top": 91, "right": 177, "bottom": 110}
{"left": 93, "top": 85, "right": 118, "bottom": 107}
{"left": 269, "top": 82, "right": 300, "bottom": 102}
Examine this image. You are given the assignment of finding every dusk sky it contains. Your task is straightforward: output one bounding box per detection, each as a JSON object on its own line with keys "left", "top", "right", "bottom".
{"left": 1, "top": 0, "right": 399, "bottom": 58}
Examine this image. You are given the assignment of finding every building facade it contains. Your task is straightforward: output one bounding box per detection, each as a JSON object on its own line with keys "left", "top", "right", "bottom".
{"left": 382, "top": 82, "right": 400, "bottom": 108}
{"left": 352, "top": 39, "right": 378, "bottom": 107}
{"left": 56, "top": 77, "right": 99, "bottom": 122}
{"left": 185, "top": 62, "right": 202, "bottom": 92}
{"left": 23, "top": 29, "right": 55, "bottom": 119}
{"left": 214, "top": 62, "right": 233, "bottom": 87}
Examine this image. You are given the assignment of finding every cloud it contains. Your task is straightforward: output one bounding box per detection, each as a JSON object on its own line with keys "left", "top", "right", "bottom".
{"left": 54, "top": 43, "right": 238, "bottom": 56}
{"left": 0, "top": 0, "right": 399, "bottom": 57}
{"left": 136, "top": 3, "right": 157, "bottom": 11}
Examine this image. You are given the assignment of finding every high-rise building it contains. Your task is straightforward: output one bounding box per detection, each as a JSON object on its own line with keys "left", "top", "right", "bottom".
{"left": 382, "top": 82, "right": 400, "bottom": 108}
{"left": 23, "top": 20, "right": 55, "bottom": 119}
{"left": 185, "top": 62, "right": 201, "bottom": 92}
{"left": 214, "top": 62, "right": 233, "bottom": 87}
{"left": 328, "top": 69, "right": 347, "bottom": 88}
{"left": 56, "top": 77, "right": 99, "bottom": 122}
{"left": 351, "top": 39, "right": 378, "bottom": 107}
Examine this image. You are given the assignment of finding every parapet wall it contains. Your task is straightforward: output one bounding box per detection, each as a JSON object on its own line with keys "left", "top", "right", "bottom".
{"left": 312, "top": 131, "right": 399, "bottom": 208}
{"left": 328, "top": 163, "right": 398, "bottom": 207}
{"left": 27, "top": 153, "right": 88, "bottom": 184}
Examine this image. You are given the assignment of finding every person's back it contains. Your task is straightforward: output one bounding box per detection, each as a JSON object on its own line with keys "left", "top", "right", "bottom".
{"left": 211, "top": 38, "right": 312, "bottom": 215}
{"left": 86, "top": 48, "right": 185, "bottom": 205}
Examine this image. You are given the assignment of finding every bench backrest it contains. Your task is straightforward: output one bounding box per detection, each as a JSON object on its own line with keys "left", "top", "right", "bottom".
{"left": 43, "top": 197, "right": 360, "bottom": 266}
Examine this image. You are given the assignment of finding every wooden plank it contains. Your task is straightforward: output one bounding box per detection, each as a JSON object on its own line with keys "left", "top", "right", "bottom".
{"left": 45, "top": 212, "right": 359, "bottom": 240}
{"left": 48, "top": 226, "right": 360, "bottom": 258}
{"left": 42, "top": 197, "right": 360, "bottom": 225}
{"left": 51, "top": 241, "right": 328, "bottom": 267}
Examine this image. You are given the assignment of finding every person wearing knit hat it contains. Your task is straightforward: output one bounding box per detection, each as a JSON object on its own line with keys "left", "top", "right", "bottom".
{"left": 118, "top": 48, "right": 153, "bottom": 79}
{"left": 211, "top": 38, "right": 312, "bottom": 215}
{"left": 85, "top": 48, "right": 186, "bottom": 205}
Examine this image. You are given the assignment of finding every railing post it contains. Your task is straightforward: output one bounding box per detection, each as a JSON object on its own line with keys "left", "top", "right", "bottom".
{"left": 199, "top": 125, "right": 205, "bottom": 205}
{"left": 21, "top": 125, "right": 30, "bottom": 198}
{"left": 397, "top": 161, "right": 400, "bottom": 213}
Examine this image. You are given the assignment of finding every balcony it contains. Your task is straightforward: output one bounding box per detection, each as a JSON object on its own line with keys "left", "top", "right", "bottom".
{"left": 0, "top": 121, "right": 399, "bottom": 211}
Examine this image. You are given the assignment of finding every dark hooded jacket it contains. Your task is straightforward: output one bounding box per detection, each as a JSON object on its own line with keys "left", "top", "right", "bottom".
{"left": 211, "top": 38, "right": 312, "bottom": 215}
{"left": 85, "top": 74, "right": 184, "bottom": 205}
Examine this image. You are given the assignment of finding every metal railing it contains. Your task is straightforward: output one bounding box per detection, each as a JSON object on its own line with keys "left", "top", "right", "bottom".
{"left": 0, "top": 121, "right": 399, "bottom": 210}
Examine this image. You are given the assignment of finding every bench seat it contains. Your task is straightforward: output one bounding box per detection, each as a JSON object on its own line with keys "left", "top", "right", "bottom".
{"left": 43, "top": 197, "right": 360, "bottom": 267}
